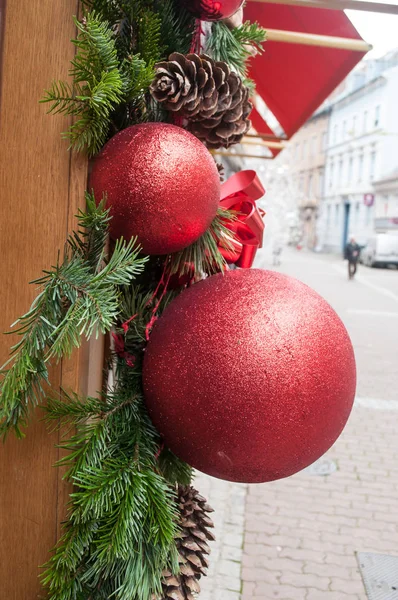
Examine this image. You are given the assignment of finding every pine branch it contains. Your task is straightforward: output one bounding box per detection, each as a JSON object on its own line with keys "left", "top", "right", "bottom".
{"left": 136, "top": 8, "right": 162, "bottom": 65}
{"left": 71, "top": 13, "right": 120, "bottom": 82}
{"left": 41, "top": 13, "right": 125, "bottom": 156}
{"left": 158, "top": 447, "right": 193, "bottom": 486}
{"left": 157, "top": 0, "right": 195, "bottom": 57}
{"left": 0, "top": 197, "right": 146, "bottom": 439}
{"left": 170, "top": 208, "right": 236, "bottom": 278}
{"left": 207, "top": 20, "right": 267, "bottom": 78}
{"left": 120, "top": 54, "right": 154, "bottom": 101}
{"left": 42, "top": 385, "right": 180, "bottom": 600}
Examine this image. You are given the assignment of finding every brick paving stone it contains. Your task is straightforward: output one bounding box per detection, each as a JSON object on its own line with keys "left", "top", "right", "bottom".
{"left": 241, "top": 404, "right": 398, "bottom": 600}
{"left": 194, "top": 473, "right": 247, "bottom": 600}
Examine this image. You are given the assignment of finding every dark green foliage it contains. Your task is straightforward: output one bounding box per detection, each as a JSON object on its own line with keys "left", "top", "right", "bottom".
{"left": 170, "top": 208, "right": 236, "bottom": 278}
{"left": 42, "top": 14, "right": 125, "bottom": 154}
{"left": 206, "top": 20, "right": 267, "bottom": 79}
{"left": 157, "top": 0, "right": 195, "bottom": 56}
{"left": 42, "top": 385, "right": 183, "bottom": 600}
{"left": 0, "top": 194, "right": 146, "bottom": 439}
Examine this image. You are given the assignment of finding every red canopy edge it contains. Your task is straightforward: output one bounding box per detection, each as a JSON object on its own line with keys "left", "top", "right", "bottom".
{"left": 245, "top": 3, "right": 367, "bottom": 139}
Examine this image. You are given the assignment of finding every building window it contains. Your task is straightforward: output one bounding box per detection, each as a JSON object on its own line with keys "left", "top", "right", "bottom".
{"left": 303, "top": 141, "right": 307, "bottom": 158}
{"left": 312, "top": 135, "right": 317, "bottom": 155}
{"left": 358, "top": 153, "right": 364, "bottom": 182}
{"left": 374, "top": 105, "right": 381, "bottom": 127}
{"left": 338, "top": 157, "right": 344, "bottom": 183}
{"left": 370, "top": 150, "right": 376, "bottom": 180}
{"left": 363, "top": 110, "right": 368, "bottom": 132}
{"left": 352, "top": 115, "right": 357, "bottom": 135}
{"left": 333, "top": 124, "right": 338, "bottom": 144}
{"left": 309, "top": 174, "right": 313, "bottom": 197}
{"left": 342, "top": 120, "right": 347, "bottom": 139}
{"left": 318, "top": 168, "right": 324, "bottom": 195}
{"left": 326, "top": 204, "right": 331, "bottom": 225}
{"left": 329, "top": 162, "right": 334, "bottom": 188}
{"left": 322, "top": 132, "right": 327, "bottom": 151}
{"left": 348, "top": 156, "right": 354, "bottom": 183}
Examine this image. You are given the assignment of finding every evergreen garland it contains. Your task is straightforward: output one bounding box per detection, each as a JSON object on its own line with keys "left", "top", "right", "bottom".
{"left": 206, "top": 20, "right": 267, "bottom": 84}
{"left": 0, "top": 1, "right": 266, "bottom": 598}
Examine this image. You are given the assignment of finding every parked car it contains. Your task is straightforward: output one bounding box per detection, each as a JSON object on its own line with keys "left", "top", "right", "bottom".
{"left": 359, "top": 233, "right": 398, "bottom": 268}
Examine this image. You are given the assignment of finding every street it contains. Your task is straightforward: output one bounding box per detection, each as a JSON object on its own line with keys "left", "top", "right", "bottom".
{"left": 196, "top": 248, "right": 398, "bottom": 600}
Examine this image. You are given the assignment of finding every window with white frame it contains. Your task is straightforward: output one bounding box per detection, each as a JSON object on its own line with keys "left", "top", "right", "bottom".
{"left": 312, "top": 135, "right": 316, "bottom": 155}
{"left": 352, "top": 115, "right": 357, "bottom": 135}
{"left": 374, "top": 105, "right": 381, "bottom": 128}
{"left": 358, "top": 151, "right": 364, "bottom": 182}
{"left": 318, "top": 168, "right": 324, "bottom": 196}
{"left": 370, "top": 150, "right": 376, "bottom": 180}
{"left": 363, "top": 110, "right": 368, "bottom": 132}
{"left": 338, "top": 157, "right": 344, "bottom": 183}
{"left": 329, "top": 161, "right": 334, "bottom": 188}
{"left": 333, "top": 124, "right": 338, "bottom": 144}
{"left": 348, "top": 156, "right": 354, "bottom": 184}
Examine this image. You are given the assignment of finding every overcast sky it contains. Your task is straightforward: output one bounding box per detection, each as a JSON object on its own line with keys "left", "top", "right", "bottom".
{"left": 347, "top": 3, "right": 398, "bottom": 58}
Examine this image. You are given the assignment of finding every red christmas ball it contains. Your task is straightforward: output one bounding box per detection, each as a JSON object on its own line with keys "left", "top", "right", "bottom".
{"left": 143, "top": 269, "right": 356, "bottom": 483}
{"left": 182, "top": 0, "right": 244, "bottom": 21}
{"left": 90, "top": 123, "right": 220, "bottom": 255}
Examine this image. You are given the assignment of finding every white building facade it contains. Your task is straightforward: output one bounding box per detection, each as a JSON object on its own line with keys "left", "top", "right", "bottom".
{"left": 318, "top": 57, "right": 398, "bottom": 253}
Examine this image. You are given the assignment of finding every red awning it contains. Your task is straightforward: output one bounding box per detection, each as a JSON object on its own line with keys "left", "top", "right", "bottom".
{"left": 244, "top": 3, "right": 367, "bottom": 140}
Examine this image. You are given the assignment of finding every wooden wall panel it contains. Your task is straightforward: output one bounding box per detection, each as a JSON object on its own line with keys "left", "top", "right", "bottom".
{"left": 0, "top": 1, "right": 98, "bottom": 597}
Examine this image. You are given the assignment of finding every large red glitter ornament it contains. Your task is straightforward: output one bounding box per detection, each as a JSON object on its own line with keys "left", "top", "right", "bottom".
{"left": 90, "top": 123, "right": 220, "bottom": 255}
{"left": 143, "top": 269, "right": 356, "bottom": 483}
{"left": 181, "top": 0, "right": 244, "bottom": 21}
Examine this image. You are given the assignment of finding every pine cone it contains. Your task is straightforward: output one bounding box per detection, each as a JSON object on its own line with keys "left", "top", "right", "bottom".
{"left": 150, "top": 53, "right": 252, "bottom": 148}
{"left": 160, "top": 485, "right": 215, "bottom": 600}
{"left": 150, "top": 53, "right": 220, "bottom": 117}
{"left": 189, "top": 85, "right": 252, "bottom": 149}
{"left": 215, "top": 161, "right": 225, "bottom": 182}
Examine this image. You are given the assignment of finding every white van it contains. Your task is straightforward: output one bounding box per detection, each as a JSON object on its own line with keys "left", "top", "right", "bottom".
{"left": 360, "top": 233, "right": 398, "bottom": 267}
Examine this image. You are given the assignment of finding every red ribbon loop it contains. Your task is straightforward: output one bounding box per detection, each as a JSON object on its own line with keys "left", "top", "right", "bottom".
{"left": 219, "top": 170, "right": 265, "bottom": 269}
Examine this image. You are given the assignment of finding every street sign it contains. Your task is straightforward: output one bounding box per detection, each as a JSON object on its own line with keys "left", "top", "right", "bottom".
{"left": 364, "top": 193, "right": 375, "bottom": 207}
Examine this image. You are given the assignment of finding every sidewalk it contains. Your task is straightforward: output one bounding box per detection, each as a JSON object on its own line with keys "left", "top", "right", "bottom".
{"left": 196, "top": 401, "right": 398, "bottom": 600}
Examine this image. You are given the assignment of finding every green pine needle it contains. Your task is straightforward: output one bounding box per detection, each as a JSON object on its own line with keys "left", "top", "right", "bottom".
{"left": 170, "top": 207, "right": 236, "bottom": 278}
{"left": 206, "top": 20, "right": 267, "bottom": 78}
{"left": 0, "top": 195, "right": 146, "bottom": 439}
{"left": 42, "top": 386, "right": 181, "bottom": 600}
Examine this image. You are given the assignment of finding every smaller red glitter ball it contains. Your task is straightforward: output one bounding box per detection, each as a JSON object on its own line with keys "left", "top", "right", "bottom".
{"left": 181, "top": 0, "right": 244, "bottom": 21}
{"left": 143, "top": 269, "right": 357, "bottom": 483}
{"left": 90, "top": 123, "right": 220, "bottom": 255}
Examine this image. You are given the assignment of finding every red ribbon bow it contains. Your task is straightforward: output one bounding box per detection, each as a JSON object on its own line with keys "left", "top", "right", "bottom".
{"left": 219, "top": 170, "right": 266, "bottom": 269}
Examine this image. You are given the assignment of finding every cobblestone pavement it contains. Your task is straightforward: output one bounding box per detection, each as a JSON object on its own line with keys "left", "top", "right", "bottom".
{"left": 241, "top": 402, "right": 398, "bottom": 600}
{"left": 194, "top": 250, "right": 398, "bottom": 600}
{"left": 194, "top": 473, "right": 247, "bottom": 600}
